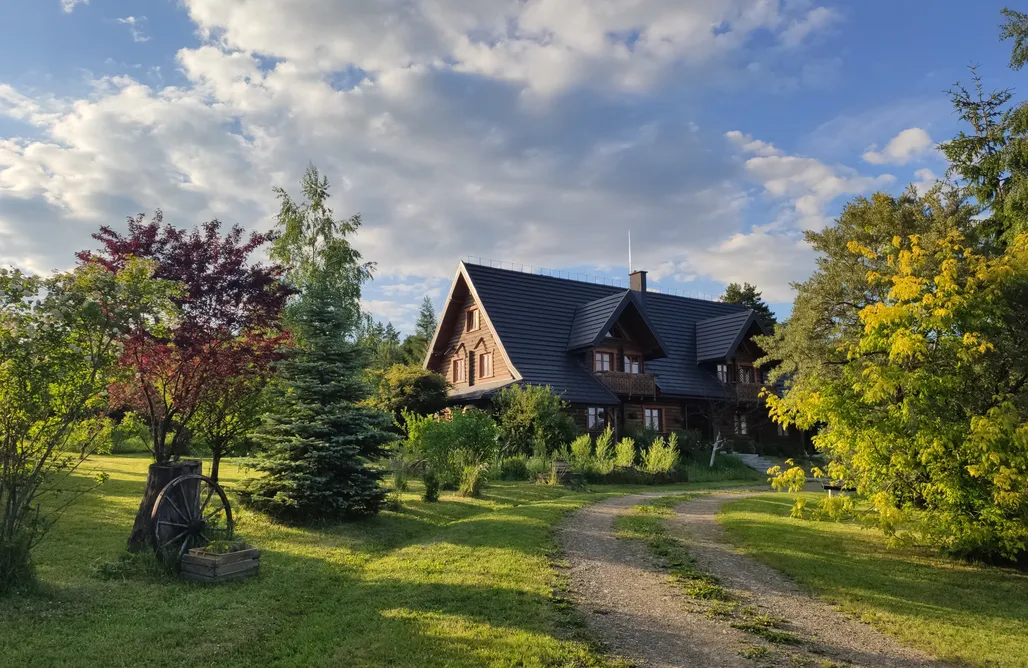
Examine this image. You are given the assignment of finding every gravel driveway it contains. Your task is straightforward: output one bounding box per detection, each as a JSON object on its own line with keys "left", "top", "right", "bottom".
{"left": 559, "top": 491, "right": 951, "bottom": 668}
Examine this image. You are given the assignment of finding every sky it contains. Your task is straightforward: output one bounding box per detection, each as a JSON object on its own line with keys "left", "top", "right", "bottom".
{"left": 0, "top": 1, "right": 1021, "bottom": 332}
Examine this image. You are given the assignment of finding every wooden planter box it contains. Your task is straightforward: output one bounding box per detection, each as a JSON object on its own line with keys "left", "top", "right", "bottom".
{"left": 181, "top": 547, "right": 260, "bottom": 583}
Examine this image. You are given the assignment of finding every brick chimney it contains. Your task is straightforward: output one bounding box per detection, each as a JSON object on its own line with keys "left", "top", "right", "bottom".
{"left": 629, "top": 270, "right": 647, "bottom": 294}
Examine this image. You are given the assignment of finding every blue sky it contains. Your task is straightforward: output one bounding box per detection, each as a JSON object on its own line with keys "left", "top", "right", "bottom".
{"left": 0, "top": 0, "right": 1021, "bottom": 331}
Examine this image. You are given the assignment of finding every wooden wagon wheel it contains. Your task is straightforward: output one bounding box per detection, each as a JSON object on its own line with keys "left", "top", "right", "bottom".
{"left": 151, "top": 474, "right": 233, "bottom": 561}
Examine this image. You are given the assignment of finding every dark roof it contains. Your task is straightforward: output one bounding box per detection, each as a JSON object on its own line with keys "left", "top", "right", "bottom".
{"left": 566, "top": 291, "right": 670, "bottom": 358}
{"left": 695, "top": 310, "right": 758, "bottom": 362}
{"left": 462, "top": 262, "right": 752, "bottom": 402}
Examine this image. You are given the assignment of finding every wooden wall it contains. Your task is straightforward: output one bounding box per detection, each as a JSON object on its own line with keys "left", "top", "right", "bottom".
{"left": 431, "top": 291, "right": 514, "bottom": 389}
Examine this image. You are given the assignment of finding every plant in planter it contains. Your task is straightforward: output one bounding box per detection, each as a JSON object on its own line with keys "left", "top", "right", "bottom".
{"left": 180, "top": 539, "right": 260, "bottom": 583}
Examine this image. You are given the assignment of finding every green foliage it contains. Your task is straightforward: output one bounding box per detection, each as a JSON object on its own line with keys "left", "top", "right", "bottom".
{"left": 242, "top": 283, "right": 394, "bottom": 521}
{"left": 526, "top": 456, "right": 550, "bottom": 479}
{"left": 497, "top": 456, "right": 531, "bottom": 481}
{"left": 271, "top": 164, "right": 372, "bottom": 329}
{"left": 357, "top": 317, "right": 406, "bottom": 371}
{"left": 109, "top": 412, "right": 150, "bottom": 455}
{"left": 401, "top": 296, "right": 438, "bottom": 365}
{"left": 614, "top": 437, "right": 636, "bottom": 468}
{"left": 414, "top": 408, "right": 499, "bottom": 488}
{"left": 491, "top": 384, "right": 578, "bottom": 456}
{"left": 569, "top": 434, "right": 592, "bottom": 466}
{"left": 421, "top": 471, "right": 440, "bottom": 502}
{"left": 642, "top": 433, "right": 679, "bottom": 474}
{"left": 368, "top": 364, "right": 449, "bottom": 422}
{"left": 458, "top": 463, "right": 489, "bottom": 498}
{"left": 0, "top": 259, "right": 176, "bottom": 594}
{"left": 761, "top": 185, "right": 1028, "bottom": 560}
{"left": 720, "top": 281, "right": 777, "bottom": 328}
{"left": 593, "top": 427, "right": 615, "bottom": 473}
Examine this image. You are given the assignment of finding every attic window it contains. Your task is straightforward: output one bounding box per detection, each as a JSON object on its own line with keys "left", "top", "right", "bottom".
{"left": 479, "top": 351, "right": 494, "bottom": 379}
{"left": 716, "top": 363, "right": 729, "bottom": 383}
{"left": 594, "top": 351, "right": 614, "bottom": 372}
{"left": 452, "top": 358, "right": 467, "bottom": 383}
{"left": 624, "top": 354, "right": 641, "bottom": 375}
{"left": 737, "top": 366, "right": 754, "bottom": 384}
{"left": 466, "top": 308, "right": 480, "bottom": 332}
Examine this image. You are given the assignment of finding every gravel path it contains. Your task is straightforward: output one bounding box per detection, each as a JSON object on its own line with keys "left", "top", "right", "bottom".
{"left": 559, "top": 491, "right": 951, "bottom": 668}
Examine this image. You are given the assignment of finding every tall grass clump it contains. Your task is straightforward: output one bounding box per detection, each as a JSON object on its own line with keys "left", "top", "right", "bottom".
{"left": 615, "top": 437, "right": 636, "bottom": 468}
{"left": 643, "top": 433, "right": 679, "bottom": 474}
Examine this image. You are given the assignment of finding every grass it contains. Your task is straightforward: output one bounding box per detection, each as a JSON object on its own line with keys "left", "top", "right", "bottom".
{"left": 719, "top": 493, "right": 1028, "bottom": 668}
{"left": 0, "top": 454, "right": 756, "bottom": 668}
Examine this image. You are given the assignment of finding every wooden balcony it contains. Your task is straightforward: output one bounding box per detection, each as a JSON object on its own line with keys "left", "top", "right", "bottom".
{"left": 596, "top": 371, "right": 658, "bottom": 398}
{"left": 732, "top": 382, "right": 771, "bottom": 403}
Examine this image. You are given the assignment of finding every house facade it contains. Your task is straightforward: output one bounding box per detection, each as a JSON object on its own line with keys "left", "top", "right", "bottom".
{"left": 424, "top": 261, "right": 805, "bottom": 450}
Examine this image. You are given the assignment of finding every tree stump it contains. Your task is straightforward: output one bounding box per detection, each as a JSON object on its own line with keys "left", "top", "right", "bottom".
{"left": 127, "top": 460, "right": 202, "bottom": 552}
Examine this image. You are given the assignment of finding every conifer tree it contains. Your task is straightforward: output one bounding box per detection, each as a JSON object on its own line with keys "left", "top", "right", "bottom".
{"left": 242, "top": 165, "right": 393, "bottom": 520}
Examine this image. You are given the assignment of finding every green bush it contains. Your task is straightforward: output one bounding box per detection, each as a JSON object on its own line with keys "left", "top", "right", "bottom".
{"left": 569, "top": 434, "right": 592, "bottom": 470}
{"left": 593, "top": 427, "right": 615, "bottom": 473}
{"left": 422, "top": 471, "right": 440, "bottom": 502}
{"left": 683, "top": 454, "right": 763, "bottom": 483}
{"left": 615, "top": 437, "right": 636, "bottom": 468}
{"left": 458, "top": 463, "right": 489, "bottom": 497}
{"left": 368, "top": 364, "right": 449, "bottom": 424}
{"left": 497, "top": 456, "right": 530, "bottom": 481}
{"left": 492, "top": 384, "right": 578, "bottom": 456}
{"left": 585, "top": 467, "right": 687, "bottom": 485}
{"left": 526, "top": 456, "right": 550, "bottom": 479}
{"left": 415, "top": 407, "right": 499, "bottom": 487}
{"left": 0, "top": 532, "right": 34, "bottom": 596}
{"left": 643, "top": 433, "right": 680, "bottom": 474}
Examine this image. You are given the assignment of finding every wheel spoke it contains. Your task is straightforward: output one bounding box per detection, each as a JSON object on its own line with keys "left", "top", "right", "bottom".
{"left": 157, "top": 520, "right": 189, "bottom": 529}
{"left": 159, "top": 527, "right": 190, "bottom": 550}
{"left": 177, "top": 482, "right": 197, "bottom": 521}
{"left": 200, "top": 484, "right": 215, "bottom": 513}
{"left": 163, "top": 494, "right": 189, "bottom": 524}
{"left": 203, "top": 506, "right": 226, "bottom": 524}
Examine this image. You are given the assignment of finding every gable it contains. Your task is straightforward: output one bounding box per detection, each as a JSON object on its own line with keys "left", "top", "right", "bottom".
{"left": 567, "top": 290, "right": 669, "bottom": 359}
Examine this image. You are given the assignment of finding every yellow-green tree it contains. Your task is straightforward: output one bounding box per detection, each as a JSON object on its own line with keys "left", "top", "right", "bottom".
{"left": 763, "top": 190, "right": 1028, "bottom": 561}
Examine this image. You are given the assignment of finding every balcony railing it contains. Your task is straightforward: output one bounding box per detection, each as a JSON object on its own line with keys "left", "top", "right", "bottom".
{"left": 596, "top": 371, "right": 657, "bottom": 398}
{"left": 732, "top": 382, "right": 771, "bottom": 403}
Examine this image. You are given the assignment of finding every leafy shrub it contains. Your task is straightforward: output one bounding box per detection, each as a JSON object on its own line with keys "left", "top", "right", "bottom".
{"left": 569, "top": 434, "right": 593, "bottom": 470}
{"left": 497, "top": 456, "right": 530, "bottom": 481}
{"left": 422, "top": 471, "right": 440, "bottom": 502}
{"left": 615, "top": 437, "right": 636, "bottom": 468}
{"left": 642, "top": 433, "right": 679, "bottom": 474}
{"left": 492, "top": 384, "right": 578, "bottom": 456}
{"left": 585, "top": 467, "right": 687, "bottom": 485}
{"left": 526, "top": 456, "right": 550, "bottom": 479}
{"left": 458, "top": 463, "right": 489, "bottom": 497}
{"left": 368, "top": 364, "right": 449, "bottom": 424}
{"left": 593, "top": 427, "right": 615, "bottom": 473}
{"left": 391, "top": 467, "right": 409, "bottom": 492}
{"left": 385, "top": 490, "right": 403, "bottom": 512}
{"left": 683, "top": 454, "right": 763, "bottom": 483}
{"left": 671, "top": 429, "right": 705, "bottom": 461}
{"left": 0, "top": 532, "right": 34, "bottom": 595}
{"left": 412, "top": 407, "right": 499, "bottom": 487}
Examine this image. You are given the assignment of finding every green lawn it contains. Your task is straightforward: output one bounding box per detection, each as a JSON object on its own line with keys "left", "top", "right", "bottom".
{"left": 719, "top": 494, "right": 1028, "bottom": 668}
{"left": 0, "top": 455, "right": 754, "bottom": 668}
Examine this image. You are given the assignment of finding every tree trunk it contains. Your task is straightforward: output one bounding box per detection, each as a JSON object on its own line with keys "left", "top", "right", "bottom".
{"left": 209, "top": 453, "right": 221, "bottom": 485}
{"left": 127, "top": 460, "right": 202, "bottom": 553}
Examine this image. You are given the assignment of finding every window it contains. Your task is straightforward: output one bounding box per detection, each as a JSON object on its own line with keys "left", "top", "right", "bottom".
{"left": 479, "top": 351, "right": 494, "bottom": 379}
{"left": 587, "top": 407, "right": 608, "bottom": 430}
{"left": 643, "top": 407, "right": 662, "bottom": 431}
{"left": 452, "top": 357, "right": 466, "bottom": 383}
{"left": 777, "top": 423, "right": 788, "bottom": 437}
{"left": 465, "top": 308, "right": 480, "bottom": 332}
{"left": 594, "top": 350, "right": 614, "bottom": 372}
{"left": 624, "top": 354, "right": 642, "bottom": 374}
{"left": 737, "top": 365, "right": 754, "bottom": 384}
{"left": 734, "top": 414, "right": 748, "bottom": 435}
{"left": 716, "top": 363, "right": 729, "bottom": 383}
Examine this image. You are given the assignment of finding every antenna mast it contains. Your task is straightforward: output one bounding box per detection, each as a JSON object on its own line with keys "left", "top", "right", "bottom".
{"left": 628, "top": 230, "right": 632, "bottom": 273}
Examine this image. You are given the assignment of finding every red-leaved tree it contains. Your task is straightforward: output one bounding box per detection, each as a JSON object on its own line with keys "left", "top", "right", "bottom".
{"left": 79, "top": 211, "right": 292, "bottom": 550}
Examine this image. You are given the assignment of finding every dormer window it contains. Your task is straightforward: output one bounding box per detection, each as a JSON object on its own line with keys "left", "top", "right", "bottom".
{"left": 466, "top": 308, "right": 480, "bottom": 332}
{"left": 624, "top": 354, "right": 642, "bottom": 374}
{"left": 716, "top": 363, "right": 729, "bottom": 383}
{"left": 594, "top": 351, "right": 614, "bottom": 372}
{"left": 737, "top": 366, "right": 754, "bottom": 384}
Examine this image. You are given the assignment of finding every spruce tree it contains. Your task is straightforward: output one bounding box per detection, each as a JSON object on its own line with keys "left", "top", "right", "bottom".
{"left": 402, "top": 296, "right": 437, "bottom": 364}
{"left": 243, "top": 164, "right": 393, "bottom": 521}
{"left": 243, "top": 282, "right": 394, "bottom": 520}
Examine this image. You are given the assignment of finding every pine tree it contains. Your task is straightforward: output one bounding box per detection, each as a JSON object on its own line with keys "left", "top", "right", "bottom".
{"left": 402, "top": 296, "right": 437, "bottom": 364}
{"left": 720, "top": 282, "right": 777, "bottom": 328}
{"left": 242, "top": 283, "right": 394, "bottom": 520}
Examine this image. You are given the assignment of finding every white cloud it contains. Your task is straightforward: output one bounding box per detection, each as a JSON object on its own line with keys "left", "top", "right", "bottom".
{"left": 912, "top": 167, "right": 939, "bottom": 195}
{"left": 60, "top": 0, "right": 88, "bottom": 13}
{"left": 727, "top": 130, "right": 894, "bottom": 230}
{"left": 685, "top": 230, "right": 814, "bottom": 302}
{"left": 1, "top": 0, "right": 847, "bottom": 311}
{"left": 117, "top": 16, "right": 151, "bottom": 43}
{"left": 779, "top": 6, "right": 840, "bottom": 48}
{"left": 862, "top": 127, "right": 933, "bottom": 166}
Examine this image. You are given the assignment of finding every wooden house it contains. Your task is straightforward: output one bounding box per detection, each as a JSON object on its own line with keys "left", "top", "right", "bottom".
{"left": 424, "top": 261, "right": 804, "bottom": 449}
